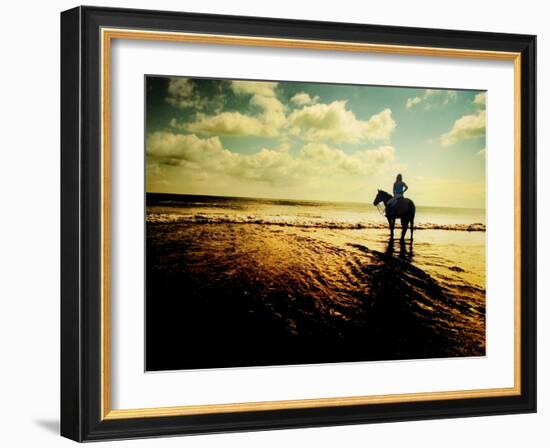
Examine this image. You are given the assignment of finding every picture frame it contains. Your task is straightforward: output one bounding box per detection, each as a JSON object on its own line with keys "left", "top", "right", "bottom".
{"left": 60, "top": 5, "right": 536, "bottom": 442}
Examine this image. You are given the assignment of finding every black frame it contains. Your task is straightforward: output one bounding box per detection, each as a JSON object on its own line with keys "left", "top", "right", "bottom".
{"left": 61, "top": 6, "right": 536, "bottom": 442}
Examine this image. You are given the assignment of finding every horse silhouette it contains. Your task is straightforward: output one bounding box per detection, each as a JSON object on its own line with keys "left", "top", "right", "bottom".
{"left": 373, "top": 190, "right": 415, "bottom": 241}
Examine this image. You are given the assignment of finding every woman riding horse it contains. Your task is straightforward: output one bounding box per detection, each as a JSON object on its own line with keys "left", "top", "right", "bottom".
{"left": 373, "top": 175, "right": 415, "bottom": 241}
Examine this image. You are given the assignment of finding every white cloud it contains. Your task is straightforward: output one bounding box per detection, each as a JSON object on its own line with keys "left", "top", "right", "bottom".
{"left": 287, "top": 101, "right": 396, "bottom": 143}
{"left": 165, "top": 78, "right": 225, "bottom": 112}
{"left": 405, "top": 89, "right": 457, "bottom": 110}
{"left": 473, "top": 92, "right": 486, "bottom": 107}
{"left": 181, "top": 84, "right": 395, "bottom": 143}
{"left": 440, "top": 110, "right": 486, "bottom": 147}
{"left": 230, "top": 80, "right": 278, "bottom": 97}
{"left": 147, "top": 131, "right": 395, "bottom": 186}
{"left": 180, "top": 80, "right": 286, "bottom": 137}
{"left": 171, "top": 80, "right": 395, "bottom": 143}
{"left": 165, "top": 78, "right": 206, "bottom": 109}
{"left": 290, "top": 92, "right": 319, "bottom": 106}
{"left": 299, "top": 143, "right": 395, "bottom": 175}
{"left": 443, "top": 91, "right": 457, "bottom": 104}
{"left": 178, "top": 112, "right": 271, "bottom": 136}
{"left": 406, "top": 96, "right": 422, "bottom": 109}
{"left": 147, "top": 131, "right": 301, "bottom": 185}
{"left": 146, "top": 132, "right": 232, "bottom": 166}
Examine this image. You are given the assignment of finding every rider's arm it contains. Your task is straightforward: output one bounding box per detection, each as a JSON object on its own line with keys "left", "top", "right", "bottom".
{"left": 403, "top": 182, "right": 409, "bottom": 192}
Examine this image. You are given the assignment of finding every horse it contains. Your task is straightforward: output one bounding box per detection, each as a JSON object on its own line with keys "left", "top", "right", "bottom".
{"left": 373, "top": 189, "right": 415, "bottom": 241}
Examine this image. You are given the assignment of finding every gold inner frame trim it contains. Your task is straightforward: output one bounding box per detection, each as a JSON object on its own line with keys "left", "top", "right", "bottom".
{"left": 100, "top": 27, "right": 522, "bottom": 421}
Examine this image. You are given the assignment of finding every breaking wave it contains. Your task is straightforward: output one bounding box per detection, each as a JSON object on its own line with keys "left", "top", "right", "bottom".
{"left": 146, "top": 212, "right": 486, "bottom": 232}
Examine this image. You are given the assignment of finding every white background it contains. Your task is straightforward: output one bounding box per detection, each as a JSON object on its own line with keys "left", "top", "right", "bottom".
{"left": 0, "top": 0, "right": 546, "bottom": 446}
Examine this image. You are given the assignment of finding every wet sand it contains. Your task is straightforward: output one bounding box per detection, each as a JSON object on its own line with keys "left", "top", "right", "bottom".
{"left": 146, "top": 218, "right": 485, "bottom": 371}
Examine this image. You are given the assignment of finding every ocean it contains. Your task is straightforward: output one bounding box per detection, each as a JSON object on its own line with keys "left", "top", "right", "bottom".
{"left": 146, "top": 193, "right": 486, "bottom": 231}
{"left": 145, "top": 193, "right": 486, "bottom": 371}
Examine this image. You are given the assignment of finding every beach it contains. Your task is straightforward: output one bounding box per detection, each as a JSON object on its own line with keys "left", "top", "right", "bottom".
{"left": 146, "top": 193, "right": 486, "bottom": 371}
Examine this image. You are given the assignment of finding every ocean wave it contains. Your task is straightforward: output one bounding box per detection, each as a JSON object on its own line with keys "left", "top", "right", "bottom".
{"left": 146, "top": 212, "right": 486, "bottom": 232}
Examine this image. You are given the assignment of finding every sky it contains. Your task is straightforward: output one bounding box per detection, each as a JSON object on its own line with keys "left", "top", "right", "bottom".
{"left": 145, "top": 76, "right": 486, "bottom": 208}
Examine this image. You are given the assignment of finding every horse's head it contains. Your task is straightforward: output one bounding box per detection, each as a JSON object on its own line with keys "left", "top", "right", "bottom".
{"left": 373, "top": 189, "right": 385, "bottom": 206}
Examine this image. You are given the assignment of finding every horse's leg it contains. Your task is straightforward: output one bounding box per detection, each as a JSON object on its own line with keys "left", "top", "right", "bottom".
{"left": 400, "top": 217, "right": 408, "bottom": 241}
{"left": 410, "top": 212, "right": 414, "bottom": 242}
{"left": 388, "top": 218, "right": 395, "bottom": 239}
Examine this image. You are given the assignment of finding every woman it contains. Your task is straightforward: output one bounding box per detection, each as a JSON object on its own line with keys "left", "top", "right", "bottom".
{"left": 393, "top": 174, "right": 408, "bottom": 199}
{"left": 387, "top": 174, "right": 408, "bottom": 210}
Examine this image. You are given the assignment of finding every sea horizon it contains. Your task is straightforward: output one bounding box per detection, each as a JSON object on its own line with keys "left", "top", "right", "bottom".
{"left": 146, "top": 191, "right": 486, "bottom": 212}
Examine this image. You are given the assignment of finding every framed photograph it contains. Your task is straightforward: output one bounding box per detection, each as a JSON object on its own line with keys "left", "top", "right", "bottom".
{"left": 60, "top": 6, "right": 536, "bottom": 442}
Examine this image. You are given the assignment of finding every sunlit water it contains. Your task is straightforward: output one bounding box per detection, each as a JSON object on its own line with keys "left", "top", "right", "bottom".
{"left": 147, "top": 194, "right": 485, "bottom": 231}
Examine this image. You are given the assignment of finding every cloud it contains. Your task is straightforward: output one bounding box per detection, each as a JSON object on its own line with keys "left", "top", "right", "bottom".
{"left": 146, "top": 131, "right": 395, "bottom": 186}
{"left": 146, "top": 131, "right": 233, "bottom": 166}
{"left": 299, "top": 143, "right": 395, "bottom": 176}
{"left": 173, "top": 80, "right": 395, "bottom": 143}
{"left": 440, "top": 110, "right": 486, "bottom": 147}
{"left": 406, "top": 96, "right": 422, "bottom": 109}
{"left": 179, "top": 80, "right": 286, "bottom": 137}
{"left": 165, "top": 78, "right": 206, "bottom": 109}
{"left": 291, "top": 92, "right": 319, "bottom": 106}
{"left": 230, "top": 80, "right": 278, "bottom": 97}
{"left": 147, "top": 131, "right": 301, "bottom": 185}
{"left": 405, "top": 89, "right": 457, "bottom": 110}
{"left": 287, "top": 101, "right": 396, "bottom": 143}
{"left": 473, "top": 92, "right": 486, "bottom": 107}
{"left": 176, "top": 112, "right": 272, "bottom": 137}
{"left": 442, "top": 90, "right": 457, "bottom": 104}
{"left": 165, "top": 78, "right": 226, "bottom": 112}
{"left": 172, "top": 80, "right": 395, "bottom": 144}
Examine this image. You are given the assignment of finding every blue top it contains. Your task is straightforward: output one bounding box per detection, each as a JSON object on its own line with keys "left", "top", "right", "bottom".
{"left": 394, "top": 181, "right": 405, "bottom": 195}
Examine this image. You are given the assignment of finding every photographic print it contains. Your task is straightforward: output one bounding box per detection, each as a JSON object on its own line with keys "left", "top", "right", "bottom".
{"left": 145, "top": 76, "right": 487, "bottom": 371}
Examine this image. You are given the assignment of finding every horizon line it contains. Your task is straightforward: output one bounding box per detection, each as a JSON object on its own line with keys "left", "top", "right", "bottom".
{"left": 146, "top": 191, "right": 486, "bottom": 211}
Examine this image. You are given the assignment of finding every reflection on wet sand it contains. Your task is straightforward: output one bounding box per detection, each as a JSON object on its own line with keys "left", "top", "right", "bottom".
{"left": 385, "top": 237, "right": 414, "bottom": 262}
